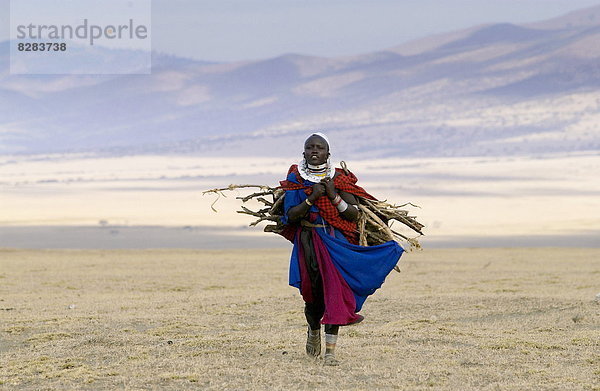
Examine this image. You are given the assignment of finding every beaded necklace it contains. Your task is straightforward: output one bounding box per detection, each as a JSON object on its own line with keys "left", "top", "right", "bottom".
{"left": 297, "top": 158, "right": 333, "bottom": 183}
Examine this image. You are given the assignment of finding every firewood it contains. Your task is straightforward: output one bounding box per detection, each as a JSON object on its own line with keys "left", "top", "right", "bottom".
{"left": 203, "top": 177, "right": 424, "bottom": 250}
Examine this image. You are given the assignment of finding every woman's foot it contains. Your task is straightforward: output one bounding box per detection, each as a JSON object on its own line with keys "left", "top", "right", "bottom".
{"left": 323, "top": 353, "right": 340, "bottom": 366}
{"left": 323, "top": 333, "right": 339, "bottom": 365}
{"left": 306, "top": 328, "right": 321, "bottom": 357}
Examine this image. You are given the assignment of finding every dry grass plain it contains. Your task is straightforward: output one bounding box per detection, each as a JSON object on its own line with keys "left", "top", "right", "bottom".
{"left": 1, "top": 247, "right": 599, "bottom": 390}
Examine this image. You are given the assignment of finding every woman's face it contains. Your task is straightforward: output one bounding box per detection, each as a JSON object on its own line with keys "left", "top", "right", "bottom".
{"left": 304, "top": 136, "right": 329, "bottom": 165}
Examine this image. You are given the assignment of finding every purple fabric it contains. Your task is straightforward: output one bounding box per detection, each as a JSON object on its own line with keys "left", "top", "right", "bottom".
{"left": 311, "top": 230, "right": 362, "bottom": 325}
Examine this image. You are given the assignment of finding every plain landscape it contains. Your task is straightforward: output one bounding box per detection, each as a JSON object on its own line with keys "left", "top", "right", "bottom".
{"left": 1, "top": 6, "right": 599, "bottom": 390}
{"left": 1, "top": 247, "right": 599, "bottom": 390}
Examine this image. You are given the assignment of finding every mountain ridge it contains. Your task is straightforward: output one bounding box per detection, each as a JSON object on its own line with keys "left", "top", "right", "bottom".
{"left": 1, "top": 6, "right": 599, "bottom": 157}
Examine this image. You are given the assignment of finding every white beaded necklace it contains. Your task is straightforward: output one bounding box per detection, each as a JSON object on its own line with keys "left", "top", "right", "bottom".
{"left": 297, "top": 158, "right": 333, "bottom": 183}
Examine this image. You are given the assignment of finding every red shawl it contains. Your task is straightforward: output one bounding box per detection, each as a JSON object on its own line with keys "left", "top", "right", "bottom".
{"left": 279, "top": 164, "right": 375, "bottom": 244}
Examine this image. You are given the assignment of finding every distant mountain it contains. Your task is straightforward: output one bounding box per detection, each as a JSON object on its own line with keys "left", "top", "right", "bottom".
{"left": 527, "top": 5, "right": 600, "bottom": 29}
{"left": 1, "top": 5, "right": 600, "bottom": 157}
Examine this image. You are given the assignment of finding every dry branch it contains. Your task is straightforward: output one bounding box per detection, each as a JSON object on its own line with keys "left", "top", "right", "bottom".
{"left": 203, "top": 185, "right": 275, "bottom": 211}
{"left": 249, "top": 215, "right": 281, "bottom": 227}
{"left": 357, "top": 212, "right": 368, "bottom": 246}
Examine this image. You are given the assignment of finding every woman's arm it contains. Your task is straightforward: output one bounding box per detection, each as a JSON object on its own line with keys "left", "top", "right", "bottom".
{"left": 337, "top": 191, "right": 359, "bottom": 221}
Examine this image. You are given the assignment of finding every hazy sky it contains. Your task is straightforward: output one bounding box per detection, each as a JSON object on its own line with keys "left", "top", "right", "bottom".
{"left": 2, "top": 0, "right": 599, "bottom": 62}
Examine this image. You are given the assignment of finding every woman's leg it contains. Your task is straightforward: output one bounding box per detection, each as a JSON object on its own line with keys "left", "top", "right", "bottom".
{"left": 301, "top": 228, "right": 324, "bottom": 357}
{"left": 323, "top": 324, "right": 339, "bottom": 335}
{"left": 304, "top": 301, "right": 324, "bottom": 357}
{"left": 323, "top": 325, "right": 340, "bottom": 366}
{"left": 305, "top": 301, "right": 325, "bottom": 331}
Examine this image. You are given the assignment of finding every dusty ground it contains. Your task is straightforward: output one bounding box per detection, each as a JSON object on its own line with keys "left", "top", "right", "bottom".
{"left": 0, "top": 247, "right": 598, "bottom": 390}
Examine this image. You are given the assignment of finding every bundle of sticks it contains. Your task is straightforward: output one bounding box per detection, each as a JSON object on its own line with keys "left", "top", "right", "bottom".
{"left": 203, "top": 181, "right": 424, "bottom": 250}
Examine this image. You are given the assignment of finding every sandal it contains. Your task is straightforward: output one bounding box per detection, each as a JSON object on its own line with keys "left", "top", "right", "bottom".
{"left": 306, "top": 328, "right": 321, "bottom": 357}
{"left": 323, "top": 353, "right": 340, "bottom": 366}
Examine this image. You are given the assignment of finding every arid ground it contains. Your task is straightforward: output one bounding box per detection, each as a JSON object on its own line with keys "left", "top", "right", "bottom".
{"left": 1, "top": 248, "right": 599, "bottom": 390}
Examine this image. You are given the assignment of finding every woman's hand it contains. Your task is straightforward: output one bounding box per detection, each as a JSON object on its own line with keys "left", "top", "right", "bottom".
{"left": 320, "top": 177, "right": 336, "bottom": 199}
{"left": 309, "top": 183, "right": 326, "bottom": 202}
{"left": 288, "top": 183, "right": 325, "bottom": 222}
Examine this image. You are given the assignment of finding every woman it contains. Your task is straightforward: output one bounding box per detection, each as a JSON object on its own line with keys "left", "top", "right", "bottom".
{"left": 279, "top": 133, "right": 404, "bottom": 366}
